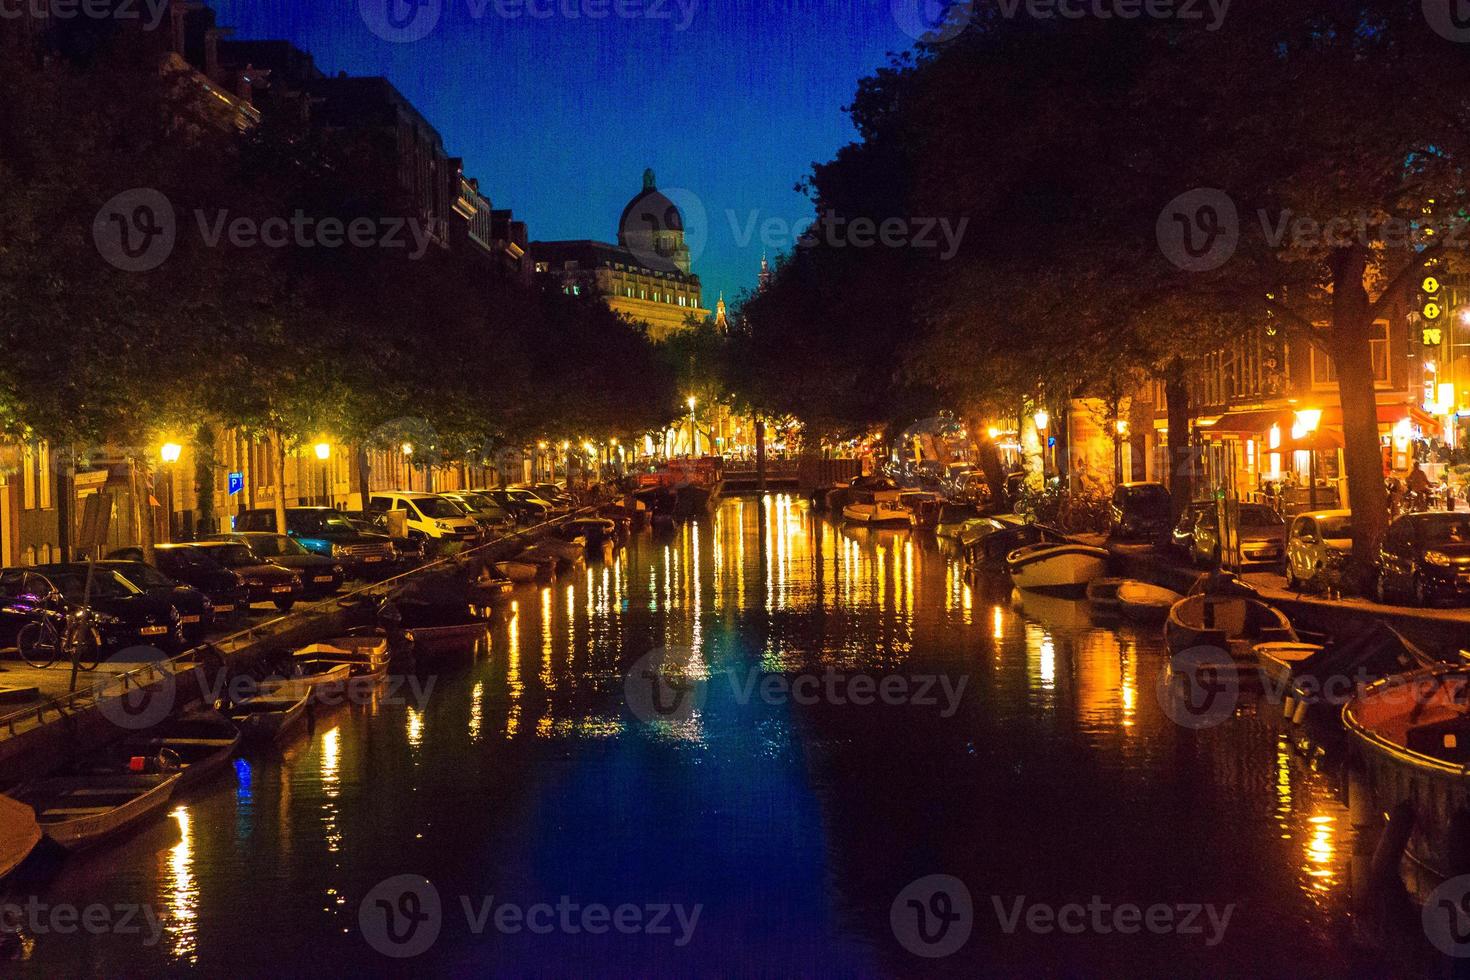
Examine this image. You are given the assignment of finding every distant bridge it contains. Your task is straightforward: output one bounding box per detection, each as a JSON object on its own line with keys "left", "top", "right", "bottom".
{"left": 721, "top": 458, "right": 861, "bottom": 494}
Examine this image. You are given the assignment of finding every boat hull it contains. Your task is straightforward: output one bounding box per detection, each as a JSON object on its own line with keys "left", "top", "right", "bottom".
{"left": 841, "top": 503, "right": 914, "bottom": 527}
{"left": 1007, "top": 544, "right": 1109, "bottom": 590}
{"left": 1163, "top": 594, "right": 1295, "bottom": 657}
{"left": 17, "top": 773, "right": 181, "bottom": 851}
{"left": 0, "top": 794, "right": 41, "bottom": 878}
{"left": 1115, "top": 582, "right": 1181, "bottom": 623}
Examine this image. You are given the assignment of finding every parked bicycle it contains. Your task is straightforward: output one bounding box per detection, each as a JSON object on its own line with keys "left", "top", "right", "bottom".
{"left": 17, "top": 592, "right": 102, "bottom": 672}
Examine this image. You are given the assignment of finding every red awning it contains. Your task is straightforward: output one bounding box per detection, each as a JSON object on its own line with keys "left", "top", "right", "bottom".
{"left": 1318, "top": 404, "right": 1439, "bottom": 428}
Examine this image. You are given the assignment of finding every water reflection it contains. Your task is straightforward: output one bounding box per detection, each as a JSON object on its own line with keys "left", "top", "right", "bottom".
{"left": 15, "top": 495, "right": 1386, "bottom": 976}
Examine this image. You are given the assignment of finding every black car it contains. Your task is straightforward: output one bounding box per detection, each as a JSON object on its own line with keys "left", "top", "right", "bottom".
{"left": 107, "top": 546, "right": 249, "bottom": 618}
{"left": 482, "top": 488, "right": 549, "bottom": 525}
{"left": 232, "top": 507, "right": 396, "bottom": 577}
{"left": 343, "top": 514, "right": 426, "bottom": 568}
{"left": 3, "top": 565, "right": 186, "bottom": 653}
{"left": 167, "top": 542, "right": 303, "bottom": 611}
{"left": 209, "top": 533, "right": 345, "bottom": 599}
{"left": 98, "top": 560, "right": 214, "bottom": 645}
{"left": 1108, "top": 482, "right": 1173, "bottom": 541}
{"left": 1375, "top": 512, "right": 1470, "bottom": 607}
{"left": 1171, "top": 501, "right": 1213, "bottom": 558}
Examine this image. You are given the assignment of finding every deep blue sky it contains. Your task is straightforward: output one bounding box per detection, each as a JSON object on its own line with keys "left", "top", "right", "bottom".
{"left": 213, "top": 0, "right": 925, "bottom": 309}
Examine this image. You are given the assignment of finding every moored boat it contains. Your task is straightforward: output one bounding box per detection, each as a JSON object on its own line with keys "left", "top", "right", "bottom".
{"left": 841, "top": 499, "right": 915, "bottom": 527}
{"left": 120, "top": 708, "right": 241, "bottom": 789}
{"left": 1255, "top": 623, "right": 1436, "bottom": 723}
{"left": 1085, "top": 577, "right": 1127, "bottom": 611}
{"left": 260, "top": 661, "right": 352, "bottom": 704}
{"left": 494, "top": 559, "right": 540, "bottom": 583}
{"left": 295, "top": 635, "right": 391, "bottom": 679}
{"left": 1164, "top": 592, "right": 1295, "bottom": 658}
{"left": 12, "top": 772, "right": 182, "bottom": 851}
{"left": 224, "top": 691, "right": 311, "bottom": 747}
{"left": 1115, "top": 582, "right": 1182, "bottom": 623}
{"left": 1006, "top": 542, "right": 1109, "bottom": 591}
{"left": 1343, "top": 667, "right": 1470, "bottom": 882}
{"left": 0, "top": 793, "right": 41, "bottom": 878}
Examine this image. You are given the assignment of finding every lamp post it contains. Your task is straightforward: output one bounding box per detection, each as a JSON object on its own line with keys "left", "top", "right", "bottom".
{"left": 687, "top": 396, "right": 698, "bottom": 457}
{"left": 1114, "top": 419, "right": 1129, "bottom": 486}
{"left": 1033, "top": 409, "right": 1050, "bottom": 479}
{"left": 401, "top": 442, "right": 413, "bottom": 491}
{"left": 159, "top": 442, "right": 182, "bottom": 541}
{"left": 1294, "top": 409, "right": 1322, "bottom": 510}
{"left": 314, "top": 442, "right": 331, "bottom": 507}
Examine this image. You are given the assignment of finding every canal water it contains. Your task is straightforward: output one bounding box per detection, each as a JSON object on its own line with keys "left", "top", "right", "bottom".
{"left": 3, "top": 496, "right": 1432, "bottom": 976}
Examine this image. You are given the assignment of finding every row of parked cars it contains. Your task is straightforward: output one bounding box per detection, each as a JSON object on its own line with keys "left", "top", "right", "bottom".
{"left": 0, "top": 485, "right": 578, "bottom": 659}
{"left": 1109, "top": 480, "right": 1470, "bottom": 607}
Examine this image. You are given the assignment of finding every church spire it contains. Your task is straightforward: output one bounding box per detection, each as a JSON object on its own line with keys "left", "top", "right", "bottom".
{"left": 714, "top": 292, "right": 728, "bottom": 331}
{"left": 759, "top": 253, "right": 772, "bottom": 291}
{"left": 642, "top": 168, "right": 656, "bottom": 191}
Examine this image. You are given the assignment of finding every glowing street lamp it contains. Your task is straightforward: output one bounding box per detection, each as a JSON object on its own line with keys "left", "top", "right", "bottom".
{"left": 1294, "top": 408, "right": 1322, "bottom": 509}
{"left": 314, "top": 442, "right": 331, "bottom": 461}
{"left": 160, "top": 442, "right": 182, "bottom": 464}
{"left": 1033, "top": 410, "right": 1050, "bottom": 478}
{"left": 158, "top": 442, "right": 182, "bottom": 540}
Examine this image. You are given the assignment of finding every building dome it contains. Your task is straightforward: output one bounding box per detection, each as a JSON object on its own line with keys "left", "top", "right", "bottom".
{"left": 617, "top": 169, "right": 690, "bottom": 274}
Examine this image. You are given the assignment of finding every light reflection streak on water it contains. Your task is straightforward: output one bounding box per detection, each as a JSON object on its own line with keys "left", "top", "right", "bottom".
{"left": 540, "top": 586, "right": 554, "bottom": 688}
{"left": 163, "top": 806, "right": 197, "bottom": 963}
{"left": 692, "top": 519, "right": 702, "bottom": 656}
{"left": 505, "top": 600, "right": 521, "bottom": 737}
{"left": 320, "top": 727, "right": 342, "bottom": 856}
{"left": 406, "top": 705, "right": 424, "bottom": 749}
{"left": 469, "top": 681, "right": 483, "bottom": 741}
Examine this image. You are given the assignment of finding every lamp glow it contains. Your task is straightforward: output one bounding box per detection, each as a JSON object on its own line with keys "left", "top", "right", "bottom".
{"left": 1292, "top": 408, "right": 1322, "bottom": 440}
{"left": 314, "top": 442, "right": 331, "bottom": 461}
{"left": 686, "top": 396, "right": 697, "bottom": 411}
{"left": 1033, "top": 410, "right": 1049, "bottom": 431}
{"left": 160, "top": 442, "right": 182, "bottom": 463}
{"left": 401, "top": 442, "right": 414, "bottom": 457}
{"left": 1115, "top": 420, "right": 1129, "bottom": 436}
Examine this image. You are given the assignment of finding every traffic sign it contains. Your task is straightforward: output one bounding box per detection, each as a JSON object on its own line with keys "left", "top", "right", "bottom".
{"left": 228, "top": 471, "right": 244, "bottom": 496}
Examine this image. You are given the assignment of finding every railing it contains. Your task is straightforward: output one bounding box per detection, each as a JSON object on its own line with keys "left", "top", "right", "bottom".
{"left": 0, "top": 506, "right": 602, "bottom": 740}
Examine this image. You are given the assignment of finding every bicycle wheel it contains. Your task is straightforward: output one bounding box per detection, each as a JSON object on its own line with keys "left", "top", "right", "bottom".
{"left": 17, "top": 620, "right": 60, "bottom": 669}
{"left": 70, "top": 626, "right": 103, "bottom": 672}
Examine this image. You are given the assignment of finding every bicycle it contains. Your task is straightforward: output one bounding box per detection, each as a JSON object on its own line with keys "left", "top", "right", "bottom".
{"left": 18, "top": 605, "right": 103, "bottom": 672}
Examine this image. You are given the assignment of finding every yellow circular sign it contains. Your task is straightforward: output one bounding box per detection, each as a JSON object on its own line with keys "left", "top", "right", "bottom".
{"left": 1422, "top": 275, "right": 1441, "bottom": 294}
{"left": 1424, "top": 302, "right": 1443, "bottom": 320}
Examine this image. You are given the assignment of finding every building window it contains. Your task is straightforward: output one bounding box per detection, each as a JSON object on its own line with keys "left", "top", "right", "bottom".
{"left": 1311, "top": 320, "right": 1389, "bottom": 387}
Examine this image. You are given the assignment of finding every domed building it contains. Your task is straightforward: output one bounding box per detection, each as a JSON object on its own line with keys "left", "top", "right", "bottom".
{"left": 530, "top": 169, "right": 709, "bottom": 341}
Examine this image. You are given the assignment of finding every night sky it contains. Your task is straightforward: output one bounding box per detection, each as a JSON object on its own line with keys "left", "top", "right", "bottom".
{"left": 212, "top": 0, "right": 927, "bottom": 308}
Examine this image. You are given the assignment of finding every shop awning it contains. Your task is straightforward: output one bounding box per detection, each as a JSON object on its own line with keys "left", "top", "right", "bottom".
{"left": 1284, "top": 428, "right": 1344, "bottom": 453}
{"left": 1317, "top": 403, "right": 1439, "bottom": 430}
{"left": 1197, "top": 408, "right": 1293, "bottom": 436}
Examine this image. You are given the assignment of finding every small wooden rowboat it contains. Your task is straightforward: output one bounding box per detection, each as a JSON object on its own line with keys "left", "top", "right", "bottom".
{"left": 1007, "top": 543, "right": 1109, "bottom": 591}
{"left": 1343, "top": 667, "right": 1470, "bottom": 881}
{"left": 1115, "top": 582, "right": 1182, "bottom": 623}
{"left": 225, "top": 691, "right": 311, "bottom": 747}
{"left": 13, "top": 772, "right": 181, "bottom": 851}
{"left": 260, "top": 661, "right": 352, "bottom": 705}
{"left": 1164, "top": 593, "right": 1296, "bottom": 658}
{"left": 842, "top": 501, "right": 915, "bottom": 527}
{"left": 494, "top": 560, "right": 540, "bottom": 583}
{"left": 120, "top": 708, "right": 241, "bottom": 790}
{"left": 0, "top": 793, "right": 41, "bottom": 878}
{"left": 295, "top": 635, "right": 391, "bottom": 679}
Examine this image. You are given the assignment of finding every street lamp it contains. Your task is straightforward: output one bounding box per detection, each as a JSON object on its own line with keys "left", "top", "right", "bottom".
{"left": 314, "top": 442, "right": 331, "bottom": 506}
{"left": 1294, "top": 408, "right": 1322, "bottom": 509}
{"left": 401, "top": 442, "right": 414, "bottom": 491}
{"left": 1033, "top": 410, "right": 1050, "bottom": 478}
{"left": 686, "top": 396, "right": 699, "bottom": 457}
{"left": 160, "top": 442, "right": 182, "bottom": 541}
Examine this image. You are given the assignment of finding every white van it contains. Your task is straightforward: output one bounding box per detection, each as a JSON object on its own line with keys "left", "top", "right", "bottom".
{"left": 367, "top": 492, "right": 481, "bottom": 547}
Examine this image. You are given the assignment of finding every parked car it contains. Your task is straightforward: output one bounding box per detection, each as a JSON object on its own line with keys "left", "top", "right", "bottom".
{"left": 1192, "top": 503, "right": 1287, "bottom": 568}
{"left": 1171, "top": 501, "right": 1213, "bottom": 558}
{"left": 1108, "top": 482, "right": 1172, "bottom": 541}
{"left": 368, "top": 492, "right": 480, "bottom": 551}
{"left": 159, "top": 542, "right": 302, "bottom": 611}
{"left": 1375, "top": 511, "right": 1470, "bottom": 607}
{"left": 208, "top": 533, "right": 345, "bottom": 599}
{"left": 516, "top": 485, "right": 571, "bottom": 514}
{"left": 481, "top": 488, "right": 550, "bottom": 525}
{"left": 98, "top": 560, "right": 215, "bottom": 646}
{"left": 107, "top": 546, "right": 249, "bottom": 618}
{"left": 440, "top": 491, "right": 514, "bottom": 534}
{"left": 530, "top": 483, "right": 575, "bottom": 508}
{"left": 232, "top": 507, "right": 396, "bottom": 576}
{"left": 1285, "top": 510, "right": 1354, "bottom": 591}
{"left": 2, "top": 565, "right": 186, "bottom": 653}
{"left": 343, "top": 513, "right": 426, "bottom": 567}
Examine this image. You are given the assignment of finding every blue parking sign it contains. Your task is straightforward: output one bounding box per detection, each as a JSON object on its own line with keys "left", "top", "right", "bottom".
{"left": 228, "top": 471, "right": 244, "bottom": 496}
